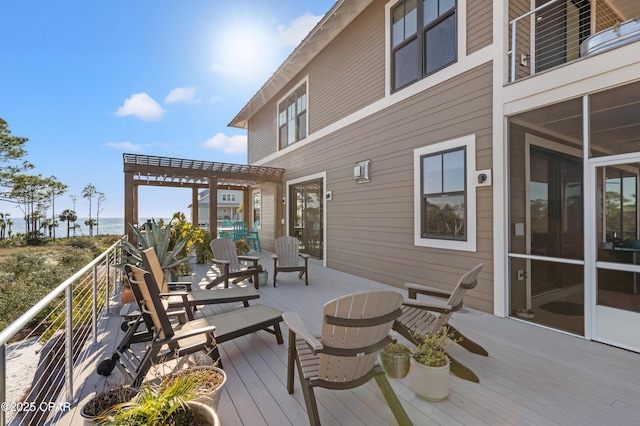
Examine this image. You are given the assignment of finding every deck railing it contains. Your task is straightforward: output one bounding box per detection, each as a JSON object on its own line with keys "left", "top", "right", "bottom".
{"left": 509, "top": 0, "right": 640, "bottom": 83}
{"left": 0, "top": 237, "right": 126, "bottom": 426}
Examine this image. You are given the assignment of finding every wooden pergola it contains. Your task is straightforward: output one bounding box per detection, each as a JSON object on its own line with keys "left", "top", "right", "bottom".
{"left": 123, "top": 153, "right": 284, "bottom": 241}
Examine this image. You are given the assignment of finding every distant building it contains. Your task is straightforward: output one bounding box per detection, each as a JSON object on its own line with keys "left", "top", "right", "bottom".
{"left": 190, "top": 189, "right": 242, "bottom": 229}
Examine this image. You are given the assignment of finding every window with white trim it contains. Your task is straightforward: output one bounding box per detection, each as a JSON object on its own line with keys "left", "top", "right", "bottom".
{"left": 414, "top": 134, "right": 476, "bottom": 251}
{"left": 391, "top": 0, "right": 457, "bottom": 91}
{"left": 278, "top": 83, "right": 307, "bottom": 149}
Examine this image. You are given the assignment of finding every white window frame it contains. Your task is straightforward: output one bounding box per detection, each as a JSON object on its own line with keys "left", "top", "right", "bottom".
{"left": 414, "top": 134, "right": 476, "bottom": 251}
{"left": 276, "top": 76, "right": 309, "bottom": 149}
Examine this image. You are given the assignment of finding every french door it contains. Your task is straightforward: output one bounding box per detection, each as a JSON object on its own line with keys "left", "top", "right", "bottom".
{"left": 289, "top": 178, "right": 324, "bottom": 259}
{"left": 589, "top": 155, "right": 640, "bottom": 351}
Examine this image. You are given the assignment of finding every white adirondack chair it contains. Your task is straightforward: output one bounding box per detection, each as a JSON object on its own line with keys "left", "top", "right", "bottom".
{"left": 271, "top": 236, "right": 310, "bottom": 287}
{"left": 208, "top": 238, "right": 260, "bottom": 289}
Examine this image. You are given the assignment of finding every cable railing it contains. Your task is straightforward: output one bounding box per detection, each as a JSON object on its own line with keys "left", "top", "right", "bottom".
{"left": 509, "top": 0, "right": 640, "bottom": 83}
{"left": 0, "top": 237, "right": 126, "bottom": 426}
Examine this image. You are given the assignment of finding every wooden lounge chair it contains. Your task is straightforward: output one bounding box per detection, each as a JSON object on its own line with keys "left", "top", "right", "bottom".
{"left": 115, "top": 264, "right": 283, "bottom": 386}
{"left": 141, "top": 247, "right": 259, "bottom": 320}
{"left": 208, "top": 238, "right": 260, "bottom": 289}
{"left": 272, "top": 235, "right": 310, "bottom": 287}
{"left": 393, "top": 263, "right": 487, "bottom": 383}
{"left": 283, "top": 291, "right": 413, "bottom": 426}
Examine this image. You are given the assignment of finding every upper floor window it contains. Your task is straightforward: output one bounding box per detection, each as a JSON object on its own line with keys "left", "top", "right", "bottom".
{"left": 392, "top": 0, "right": 457, "bottom": 91}
{"left": 222, "top": 193, "right": 236, "bottom": 202}
{"left": 278, "top": 83, "right": 307, "bottom": 149}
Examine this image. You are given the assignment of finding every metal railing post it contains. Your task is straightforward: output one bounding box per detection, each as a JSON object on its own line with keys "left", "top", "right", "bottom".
{"left": 65, "top": 286, "right": 74, "bottom": 403}
{"left": 0, "top": 344, "right": 5, "bottom": 426}
{"left": 92, "top": 264, "right": 98, "bottom": 345}
{"left": 106, "top": 251, "right": 111, "bottom": 314}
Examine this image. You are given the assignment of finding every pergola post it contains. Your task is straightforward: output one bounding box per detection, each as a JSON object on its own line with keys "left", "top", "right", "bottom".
{"left": 191, "top": 187, "right": 199, "bottom": 229}
{"left": 209, "top": 178, "right": 217, "bottom": 238}
{"left": 124, "top": 171, "right": 135, "bottom": 242}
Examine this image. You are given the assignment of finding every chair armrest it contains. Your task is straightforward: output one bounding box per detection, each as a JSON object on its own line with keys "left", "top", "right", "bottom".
{"left": 212, "top": 258, "right": 230, "bottom": 266}
{"left": 246, "top": 231, "right": 258, "bottom": 237}
{"left": 282, "top": 312, "right": 323, "bottom": 352}
{"left": 405, "top": 282, "right": 451, "bottom": 300}
{"left": 271, "top": 254, "right": 278, "bottom": 260}
{"left": 402, "top": 299, "right": 454, "bottom": 315}
{"left": 238, "top": 255, "right": 260, "bottom": 263}
{"left": 299, "top": 254, "right": 311, "bottom": 259}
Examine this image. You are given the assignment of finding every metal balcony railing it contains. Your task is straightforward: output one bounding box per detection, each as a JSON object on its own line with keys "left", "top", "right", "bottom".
{"left": 509, "top": 0, "right": 640, "bottom": 83}
{"left": 0, "top": 237, "right": 127, "bottom": 426}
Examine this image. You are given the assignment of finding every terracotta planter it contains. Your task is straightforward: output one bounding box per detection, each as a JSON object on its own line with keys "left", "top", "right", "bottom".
{"left": 120, "top": 287, "right": 136, "bottom": 305}
{"left": 410, "top": 358, "right": 450, "bottom": 401}
{"left": 380, "top": 351, "right": 411, "bottom": 379}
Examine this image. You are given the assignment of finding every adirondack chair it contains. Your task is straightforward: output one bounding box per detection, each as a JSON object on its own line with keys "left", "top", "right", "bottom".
{"left": 208, "top": 238, "right": 260, "bottom": 289}
{"left": 283, "top": 291, "right": 413, "bottom": 426}
{"left": 141, "top": 247, "right": 260, "bottom": 320}
{"left": 246, "top": 220, "right": 262, "bottom": 252}
{"left": 272, "top": 235, "right": 310, "bottom": 287}
{"left": 115, "top": 264, "right": 283, "bottom": 385}
{"left": 231, "top": 221, "right": 247, "bottom": 241}
{"left": 393, "top": 263, "right": 487, "bottom": 383}
{"left": 218, "top": 219, "right": 233, "bottom": 238}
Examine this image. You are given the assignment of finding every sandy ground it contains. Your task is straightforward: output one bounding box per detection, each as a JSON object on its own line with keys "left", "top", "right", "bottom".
{"left": 5, "top": 336, "right": 43, "bottom": 424}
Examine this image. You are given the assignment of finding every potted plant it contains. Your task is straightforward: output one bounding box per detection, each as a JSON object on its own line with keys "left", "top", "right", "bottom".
{"left": 99, "top": 371, "right": 220, "bottom": 426}
{"left": 80, "top": 385, "right": 138, "bottom": 424}
{"left": 410, "top": 326, "right": 455, "bottom": 401}
{"left": 159, "top": 365, "right": 226, "bottom": 411}
{"left": 256, "top": 264, "right": 269, "bottom": 287}
{"left": 380, "top": 342, "right": 411, "bottom": 379}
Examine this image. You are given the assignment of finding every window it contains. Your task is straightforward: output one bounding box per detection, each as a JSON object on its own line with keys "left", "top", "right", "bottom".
{"left": 253, "top": 190, "right": 261, "bottom": 226}
{"left": 391, "top": 0, "right": 457, "bottom": 91}
{"left": 605, "top": 167, "right": 637, "bottom": 244}
{"left": 414, "top": 134, "right": 476, "bottom": 251}
{"left": 221, "top": 193, "right": 236, "bottom": 202}
{"left": 278, "top": 82, "right": 307, "bottom": 148}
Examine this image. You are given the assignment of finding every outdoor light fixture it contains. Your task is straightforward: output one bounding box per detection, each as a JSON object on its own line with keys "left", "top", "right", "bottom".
{"left": 354, "top": 160, "right": 371, "bottom": 184}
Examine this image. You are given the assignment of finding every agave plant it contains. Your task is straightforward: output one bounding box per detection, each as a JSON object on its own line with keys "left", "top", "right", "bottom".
{"left": 121, "top": 219, "right": 189, "bottom": 271}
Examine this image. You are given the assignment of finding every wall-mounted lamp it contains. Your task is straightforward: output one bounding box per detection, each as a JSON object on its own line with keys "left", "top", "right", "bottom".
{"left": 475, "top": 169, "right": 492, "bottom": 187}
{"left": 282, "top": 197, "right": 286, "bottom": 204}
{"left": 354, "top": 160, "right": 371, "bottom": 184}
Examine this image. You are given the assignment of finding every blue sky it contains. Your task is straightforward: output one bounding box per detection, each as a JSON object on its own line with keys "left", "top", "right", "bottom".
{"left": 0, "top": 0, "right": 334, "bottom": 221}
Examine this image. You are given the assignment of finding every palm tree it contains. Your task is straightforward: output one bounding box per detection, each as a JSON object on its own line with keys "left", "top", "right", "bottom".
{"left": 85, "top": 218, "right": 97, "bottom": 237}
{"left": 59, "top": 209, "right": 77, "bottom": 238}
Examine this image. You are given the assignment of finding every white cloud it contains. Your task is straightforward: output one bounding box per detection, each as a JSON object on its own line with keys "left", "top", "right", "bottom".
{"left": 202, "top": 133, "right": 247, "bottom": 154}
{"left": 106, "top": 141, "right": 143, "bottom": 152}
{"left": 277, "top": 13, "right": 323, "bottom": 47}
{"left": 164, "top": 87, "right": 199, "bottom": 104}
{"left": 115, "top": 93, "right": 165, "bottom": 121}
{"left": 209, "top": 63, "right": 223, "bottom": 73}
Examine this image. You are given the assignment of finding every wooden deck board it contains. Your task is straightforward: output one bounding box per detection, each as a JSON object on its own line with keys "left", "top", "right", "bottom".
{"left": 54, "top": 252, "right": 640, "bottom": 425}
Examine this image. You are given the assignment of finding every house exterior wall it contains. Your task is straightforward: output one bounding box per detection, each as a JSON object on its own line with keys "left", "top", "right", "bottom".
{"left": 257, "top": 62, "right": 494, "bottom": 312}
{"left": 467, "top": 0, "right": 493, "bottom": 55}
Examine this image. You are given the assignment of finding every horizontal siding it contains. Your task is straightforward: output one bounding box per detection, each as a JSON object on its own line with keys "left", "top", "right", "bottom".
{"left": 310, "top": 0, "right": 386, "bottom": 132}
{"left": 264, "top": 62, "right": 494, "bottom": 313}
{"left": 510, "top": 0, "right": 531, "bottom": 80}
{"left": 248, "top": 103, "right": 277, "bottom": 164}
{"left": 467, "top": 0, "right": 493, "bottom": 55}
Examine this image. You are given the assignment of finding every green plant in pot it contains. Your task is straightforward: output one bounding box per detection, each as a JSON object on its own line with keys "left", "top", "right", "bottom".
{"left": 80, "top": 385, "right": 138, "bottom": 424}
{"left": 99, "top": 370, "right": 219, "bottom": 426}
{"left": 410, "top": 326, "right": 456, "bottom": 401}
{"left": 380, "top": 342, "right": 412, "bottom": 379}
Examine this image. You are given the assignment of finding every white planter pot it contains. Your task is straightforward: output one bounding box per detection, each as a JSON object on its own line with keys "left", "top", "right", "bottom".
{"left": 258, "top": 271, "right": 269, "bottom": 286}
{"left": 188, "top": 400, "right": 220, "bottom": 426}
{"left": 410, "top": 358, "right": 450, "bottom": 401}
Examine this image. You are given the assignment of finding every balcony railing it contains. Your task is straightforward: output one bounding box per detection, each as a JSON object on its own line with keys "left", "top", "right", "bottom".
{"left": 509, "top": 0, "right": 640, "bottom": 83}
{"left": 0, "top": 237, "right": 126, "bottom": 426}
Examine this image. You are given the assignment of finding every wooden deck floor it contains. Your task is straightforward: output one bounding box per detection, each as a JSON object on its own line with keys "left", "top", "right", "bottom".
{"left": 56, "top": 251, "right": 640, "bottom": 425}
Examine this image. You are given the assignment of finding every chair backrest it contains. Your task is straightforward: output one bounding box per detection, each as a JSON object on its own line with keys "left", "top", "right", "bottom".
{"left": 124, "top": 264, "right": 174, "bottom": 340}
{"left": 251, "top": 220, "right": 260, "bottom": 232}
{"left": 435, "top": 263, "right": 484, "bottom": 329}
{"left": 275, "top": 236, "right": 302, "bottom": 267}
{"left": 141, "top": 247, "right": 170, "bottom": 294}
{"left": 232, "top": 221, "right": 247, "bottom": 240}
{"left": 221, "top": 219, "right": 232, "bottom": 227}
{"left": 317, "top": 291, "right": 404, "bottom": 383}
{"left": 210, "top": 238, "right": 244, "bottom": 271}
